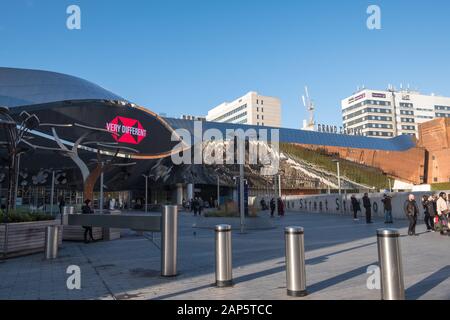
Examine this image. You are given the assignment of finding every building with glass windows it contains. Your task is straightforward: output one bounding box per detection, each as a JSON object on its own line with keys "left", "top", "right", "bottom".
{"left": 206, "top": 91, "right": 281, "bottom": 127}
{"left": 342, "top": 88, "right": 450, "bottom": 138}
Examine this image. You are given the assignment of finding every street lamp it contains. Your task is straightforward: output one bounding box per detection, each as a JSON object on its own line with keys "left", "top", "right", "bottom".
{"left": 332, "top": 159, "right": 341, "bottom": 195}
{"left": 142, "top": 174, "right": 150, "bottom": 213}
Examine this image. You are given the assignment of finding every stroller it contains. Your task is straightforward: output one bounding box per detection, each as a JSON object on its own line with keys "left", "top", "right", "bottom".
{"left": 435, "top": 211, "right": 450, "bottom": 234}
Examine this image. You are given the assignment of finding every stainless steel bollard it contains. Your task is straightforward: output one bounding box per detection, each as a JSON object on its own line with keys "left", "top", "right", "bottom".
{"left": 61, "top": 206, "right": 74, "bottom": 225}
{"left": 285, "top": 226, "right": 307, "bottom": 297}
{"left": 45, "top": 226, "right": 59, "bottom": 260}
{"left": 377, "top": 229, "right": 405, "bottom": 300}
{"left": 161, "top": 205, "right": 178, "bottom": 277}
{"left": 215, "top": 224, "right": 233, "bottom": 287}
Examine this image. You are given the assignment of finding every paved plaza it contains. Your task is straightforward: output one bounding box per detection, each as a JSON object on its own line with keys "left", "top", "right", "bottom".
{"left": 0, "top": 211, "right": 449, "bottom": 300}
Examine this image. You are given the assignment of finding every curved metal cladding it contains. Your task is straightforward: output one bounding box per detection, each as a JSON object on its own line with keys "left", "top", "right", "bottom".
{"left": 12, "top": 101, "right": 186, "bottom": 160}
{"left": 0, "top": 67, "right": 187, "bottom": 159}
{"left": 0, "top": 67, "right": 125, "bottom": 107}
{"left": 164, "top": 118, "right": 417, "bottom": 152}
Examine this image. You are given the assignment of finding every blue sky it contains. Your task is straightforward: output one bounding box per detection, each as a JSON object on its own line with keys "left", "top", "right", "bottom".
{"left": 1, "top": 0, "right": 450, "bottom": 129}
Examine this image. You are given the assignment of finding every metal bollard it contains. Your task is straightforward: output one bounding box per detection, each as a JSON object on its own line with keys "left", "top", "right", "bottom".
{"left": 377, "top": 229, "right": 405, "bottom": 300}
{"left": 161, "top": 205, "right": 178, "bottom": 277}
{"left": 285, "top": 226, "right": 307, "bottom": 297}
{"left": 45, "top": 226, "right": 59, "bottom": 260}
{"left": 61, "top": 206, "right": 74, "bottom": 225}
{"left": 215, "top": 224, "right": 233, "bottom": 287}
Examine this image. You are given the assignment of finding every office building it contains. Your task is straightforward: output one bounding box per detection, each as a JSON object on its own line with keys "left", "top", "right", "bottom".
{"left": 342, "top": 88, "right": 450, "bottom": 138}
{"left": 206, "top": 91, "right": 281, "bottom": 127}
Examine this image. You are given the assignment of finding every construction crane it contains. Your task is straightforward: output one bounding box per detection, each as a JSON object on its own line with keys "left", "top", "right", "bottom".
{"left": 302, "top": 86, "right": 316, "bottom": 131}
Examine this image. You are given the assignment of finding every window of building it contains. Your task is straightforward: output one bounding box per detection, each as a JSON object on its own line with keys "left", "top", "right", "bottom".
{"left": 261, "top": 108, "right": 264, "bottom": 112}
{"left": 256, "top": 99, "right": 259, "bottom": 104}
{"left": 262, "top": 115, "right": 264, "bottom": 120}
{"left": 257, "top": 107, "right": 259, "bottom": 112}
{"left": 257, "top": 115, "right": 259, "bottom": 119}
{"left": 261, "top": 100, "right": 264, "bottom": 105}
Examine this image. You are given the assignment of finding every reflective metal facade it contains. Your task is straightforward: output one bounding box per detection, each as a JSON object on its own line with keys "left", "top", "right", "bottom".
{"left": 0, "top": 67, "right": 125, "bottom": 107}
{"left": 165, "top": 118, "right": 417, "bottom": 151}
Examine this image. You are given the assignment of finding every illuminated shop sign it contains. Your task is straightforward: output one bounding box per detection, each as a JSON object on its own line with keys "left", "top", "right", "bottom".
{"left": 106, "top": 116, "right": 147, "bottom": 145}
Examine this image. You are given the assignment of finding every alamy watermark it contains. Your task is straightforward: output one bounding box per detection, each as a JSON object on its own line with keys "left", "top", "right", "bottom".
{"left": 367, "top": 5, "right": 381, "bottom": 30}
{"left": 366, "top": 265, "right": 381, "bottom": 290}
{"left": 66, "top": 265, "right": 81, "bottom": 290}
{"left": 66, "top": 5, "right": 81, "bottom": 30}
{"left": 171, "top": 121, "right": 280, "bottom": 176}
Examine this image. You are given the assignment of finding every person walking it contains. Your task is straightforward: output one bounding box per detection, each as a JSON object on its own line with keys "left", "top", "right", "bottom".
{"left": 404, "top": 194, "right": 419, "bottom": 236}
{"left": 382, "top": 193, "right": 393, "bottom": 224}
{"left": 350, "top": 195, "right": 360, "bottom": 221}
{"left": 270, "top": 198, "right": 276, "bottom": 217}
{"left": 193, "top": 197, "right": 199, "bottom": 216}
{"left": 81, "top": 199, "right": 95, "bottom": 243}
{"left": 422, "top": 195, "right": 435, "bottom": 232}
{"left": 277, "top": 197, "right": 285, "bottom": 217}
{"left": 58, "top": 196, "right": 65, "bottom": 215}
{"left": 198, "top": 197, "right": 203, "bottom": 216}
{"left": 362, "top": 193, "right": 373, "bottom": 224}
{"left": 436, "top": 192, "right": 449, "bottom": 236}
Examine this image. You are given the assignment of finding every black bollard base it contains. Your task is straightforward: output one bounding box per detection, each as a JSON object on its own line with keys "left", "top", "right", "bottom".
{"left": 287, "top": 289, "right": 308, "bottom": 297}
{"left": 216, "top": 280, "right": 233, "bottom": 288}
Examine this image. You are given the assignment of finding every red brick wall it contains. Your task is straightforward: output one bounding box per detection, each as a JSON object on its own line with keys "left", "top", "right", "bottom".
{"left": 418, "top": 118, "right": 450, "bottom": 183}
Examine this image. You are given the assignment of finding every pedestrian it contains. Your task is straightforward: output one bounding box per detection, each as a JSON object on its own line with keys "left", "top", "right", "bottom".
{"left": 198, "top": 197, "right": 203, "bottom": 216}
{"left": 189, "top": 198, "right": 194, "bottom": 212}
{"left": 350, "top": 195, "right": 360, "bottom": 221}
{"left": 58, "top": 196, "right": 65, "bottom": 215}
{"left": 277, "top": 198, "right": 285, "bottom": 217}
{"left": 193, "top": 197, "right": 199, "bottom": 216}
{"left": 260, "top": 198, "right": 268, "bottom": 210}
{"left": 422, "top": 195, "right": 435, "bottom": 232}
{"left": 81, "top": 199, "right": 95, "bottom": 243}
{"left": 381, "top": 193, "right": 393, "bottom": 224}
{"left": 404, "top": 194, "right": 419, "bottom": 236}
{"left": 270, "top": 198, "right": 276, "bottom": 217}
{"left": 436, "top": 192, "right": 449, "bottom": 236}
{"left": 362, "top": 193, "right": 373, "bottom": 224}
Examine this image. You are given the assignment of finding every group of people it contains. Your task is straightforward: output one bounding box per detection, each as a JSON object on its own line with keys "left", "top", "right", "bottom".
{"left": 183, "top": 197, "right": 206, "bottom": 216}
{"left": 267, "top": 198, "right": 285, "bottom": 218}
{"left": 351, "top": 193, "right": 376, "bottom": 224}
{"left": 351, "top": 192, "right": 450, "bottom": 237}
{"left": 419, "top": 192, "right": 449, "bottom": 236}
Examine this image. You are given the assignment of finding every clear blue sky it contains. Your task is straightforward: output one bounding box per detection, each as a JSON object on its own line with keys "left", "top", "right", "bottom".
{"left": 1, "top": 0, "right": 450, "bottom": 129}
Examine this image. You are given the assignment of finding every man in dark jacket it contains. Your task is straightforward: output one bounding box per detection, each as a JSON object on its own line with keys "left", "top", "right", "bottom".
{"left": 381, "top": 194, "right": 393, "bottom": 224}
{"left": 81, "top": 199, "right": 95, "bottom": 243}
{"left": 422, "top": 195, "right": 435, "bottom": 232}
{"left": 270, "top": 198, "right": 276, "bottom": 217}
{"left": 362, "top": 193, "right": 373, "bottom": 224}
{"left": 404, "top": 194, "right": 419, "bottom": 236}
{"left": 350, "top": 195, "right": 360, "bottom": 221}
{"left": 277, "top": 198, "right": 285, "bottom": 217}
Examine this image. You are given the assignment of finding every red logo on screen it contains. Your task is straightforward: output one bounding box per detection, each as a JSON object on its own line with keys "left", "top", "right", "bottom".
{"left": 106, "top": 116, "right": 147, "bottom": 145}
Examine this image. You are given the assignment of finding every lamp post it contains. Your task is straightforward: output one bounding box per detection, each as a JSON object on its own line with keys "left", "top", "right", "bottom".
{"left": 13, "top": 153, "right": 21, "bottom": 209}
{"left": 332, "top": 159, "right": 341, "bottom": 195}
{"left": 217, "top": 175, "right": 220, "bottom": 208}
{"left": 99, "top": 166, "right": 104, "bottom": 214}
{"left": 50, "top": 170, "right": 55, "bottom": 215}
{"left": 142, "top": 174, "right": 149, "bottom": 213}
